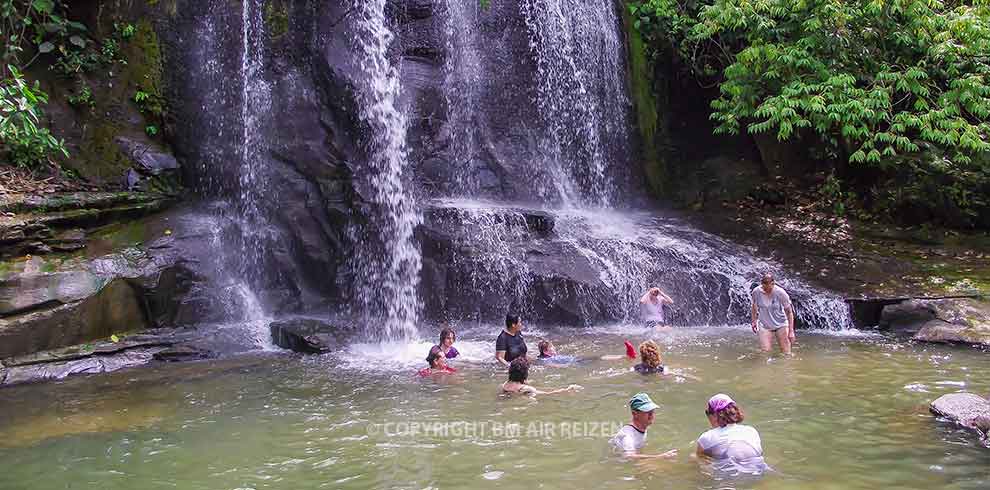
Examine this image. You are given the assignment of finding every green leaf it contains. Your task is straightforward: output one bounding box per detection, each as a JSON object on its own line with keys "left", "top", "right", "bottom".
{"left": 37, "top": 42, "right": 55, "bottom": 53}
{"left": 32, "top": 0, "right": 54, "bottom": 14}
{"left": 110, "top": 334, "right": 120, "bottom": 343}
{"left": 69, "top": 35, "right": 85, "bottom": 48}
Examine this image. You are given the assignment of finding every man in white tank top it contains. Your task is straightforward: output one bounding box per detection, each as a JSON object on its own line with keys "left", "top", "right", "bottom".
{"left": 609, "top": 393, "right": 678, "bottom": 460}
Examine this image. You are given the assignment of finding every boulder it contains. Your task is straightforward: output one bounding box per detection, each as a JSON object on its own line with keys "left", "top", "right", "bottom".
{"left": 270, "top": 319, "right": 359, "bottom": 354}
{"left": 880, "top": 299, "right": 937, "bottom": 333}
{"left": 115, "top": 136, "right": 181, "bottom": 176}
{"left": 0, "top": 205, "right": 222, "bottom": 359}
{"left": 0, "top": 328, "right": 209, "bottom": 386}
{"left": 930, "top": 392, "right": 990, "bottom": 444}
{"left": 912, "top": 298, "right": 990, "bottom": 346}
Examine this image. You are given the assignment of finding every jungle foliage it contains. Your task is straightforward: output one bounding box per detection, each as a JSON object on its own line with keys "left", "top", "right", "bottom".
{"left": 630, "top": 0, "right": 990, "bottom": 226}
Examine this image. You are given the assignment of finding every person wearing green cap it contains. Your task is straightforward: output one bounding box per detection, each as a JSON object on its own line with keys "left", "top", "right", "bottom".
{"left": 609, "top": 393, "right": 679, "bottom": 459}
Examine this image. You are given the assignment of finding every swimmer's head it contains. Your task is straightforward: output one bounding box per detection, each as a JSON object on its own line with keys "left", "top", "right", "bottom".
{"left": 439, "top": 327, "right": 456, "bottom": 348}
{"left": 507, "top": 357, "right": 529, "bottom": 382}
{"left": 760, "top": 273, "right": 775, "bottom": 293}
{"left": 629, "top": 392, "right": 658, "bottom": 428}
{"left": 705, "top": 393, "right": 744, "bottom": 428}
{"left": 505, "top": 314, "right": 522, "bottom": 332}
{"left": 639, "top": 340, "right": 662, "bottom": 368}
{"left": 426, "top": 346, "right": 446, "bottom": 369}
{"left": 538, "top": 340, "right": 555, "bottom": 358}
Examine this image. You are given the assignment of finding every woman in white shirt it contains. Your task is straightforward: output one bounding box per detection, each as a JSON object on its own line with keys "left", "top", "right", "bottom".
{"left": 695, "top": 394, "right": 768, "bottom": 474}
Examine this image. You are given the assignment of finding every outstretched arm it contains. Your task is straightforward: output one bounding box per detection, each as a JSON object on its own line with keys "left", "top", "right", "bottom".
{"left": 496, "top": 351, "right": 509, "bottom": 367}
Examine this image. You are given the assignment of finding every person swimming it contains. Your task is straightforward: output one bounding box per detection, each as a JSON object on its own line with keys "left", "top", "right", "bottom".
{"left": 634, "top": 340, "right": 667, "bottom": 374}
{"left": 436, "top": 327, "right": 459, "bottom": 359}
{"left": 695, "top": 394, "right": 768, "bottom": 475}
{"left": 418, "top": 346, "right": 457, "bottom": 377}
{"left": 537, "top": 339, "right": 636, "bottom": 364}
{"left": 500, "top": 357, "right": 581, "bottom": 395}
{"left": 632, "top": 340, "right": 701, "bottom": 380}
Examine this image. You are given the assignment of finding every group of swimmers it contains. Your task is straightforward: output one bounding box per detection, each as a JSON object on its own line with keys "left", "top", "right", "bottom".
{"left": 416, "top": 272, "right": 792, "bottom": 470}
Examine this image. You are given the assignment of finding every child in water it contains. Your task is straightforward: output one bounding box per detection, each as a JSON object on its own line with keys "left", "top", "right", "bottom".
{"left": 418, "top": 346, "right": 457, "bottom": 377}
{"left": 501, "top": 357, "right": 581, "bottom": 395}
{"left": 537, "top": 339, "right": 637, "bottom": 364}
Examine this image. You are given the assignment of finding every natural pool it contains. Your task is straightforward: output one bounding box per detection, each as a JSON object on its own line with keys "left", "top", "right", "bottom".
{"left": 0, "top": 325, "right": 987, "bottom": 490}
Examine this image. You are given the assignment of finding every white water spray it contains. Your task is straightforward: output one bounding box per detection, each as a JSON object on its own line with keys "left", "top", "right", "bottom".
{"left": 351, "top": 0, "right": 423, "bottom": 340}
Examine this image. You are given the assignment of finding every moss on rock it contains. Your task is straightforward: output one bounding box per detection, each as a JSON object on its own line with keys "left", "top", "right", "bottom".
{"left": 265, "top": 1, "right": 290, "bottom": 39}
{"left": 622, "top": 9, "right": 666, "bottom": 198}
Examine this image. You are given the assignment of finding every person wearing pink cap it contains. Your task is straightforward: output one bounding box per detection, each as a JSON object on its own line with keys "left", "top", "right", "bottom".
{"left": 695, "top": 394, "right": 767, "bottom": 473}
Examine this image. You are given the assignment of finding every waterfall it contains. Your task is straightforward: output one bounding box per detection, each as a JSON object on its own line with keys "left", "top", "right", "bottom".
{"left": 519, "top": 0, "right": 630, "bottom": 207}
{"left": 236, "top": 0, "right": 273, "bottom": 285}
{"left": 441, "top": 0, "right": 485, "bottom": 196}
{"left": 350, "top": 0, "right": 423, "bottom": 340}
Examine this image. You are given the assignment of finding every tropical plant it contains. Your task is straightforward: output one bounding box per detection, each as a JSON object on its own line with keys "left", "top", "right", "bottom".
{"left": 630, "top": 0, "right": 990, "bottom": 225}
{"left": 0, "top": 65, "right": 67, "bottom": 168}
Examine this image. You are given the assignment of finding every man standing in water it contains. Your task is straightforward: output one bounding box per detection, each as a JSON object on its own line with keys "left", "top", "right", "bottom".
{"left": 640, "top": 287, "right": 674, "bottom": 328}
{"left": 751, "top": 273, "right": 795, "bottom": 354}
{"left": 609, "top": 393, "right": 678, "bottom": 459}
{"left": 495, "top": 314, "right": 527, "bottom": 367}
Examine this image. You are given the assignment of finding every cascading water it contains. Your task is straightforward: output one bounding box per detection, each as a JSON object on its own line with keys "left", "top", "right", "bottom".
{"left": 519, "top": 0, "right": 630, "bottom": 206}
{"left": 427, "top": 199, "right": 853, "bottom": 329}
{"left": 236, "top": 0, "right": 273, "bottom": 284}
{"left": 427, "top": 0, "right": 853, "bottom": 329}
{"left": 441, "top": 0, "right": 485, "bottom": 195}
{"left": 349, "top": 0, "right": 423, "bottom": 340}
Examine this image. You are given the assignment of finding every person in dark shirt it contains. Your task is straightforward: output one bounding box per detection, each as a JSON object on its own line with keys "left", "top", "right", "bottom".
{"left": 495, "top": 314, "right": 527, "bottom": 366}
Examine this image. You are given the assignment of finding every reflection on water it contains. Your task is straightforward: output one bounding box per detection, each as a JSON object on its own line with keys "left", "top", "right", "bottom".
{"left": 0, "top": 326, "right": 988, "bottom": 490}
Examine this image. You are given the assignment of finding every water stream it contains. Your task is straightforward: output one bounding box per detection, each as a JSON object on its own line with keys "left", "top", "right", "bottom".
{"left": 349, "top": 0, "right": 424, "bottom": 340}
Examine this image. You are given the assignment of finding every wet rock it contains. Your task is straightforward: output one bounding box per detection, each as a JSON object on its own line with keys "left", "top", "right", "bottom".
{"left": 270, "top": 319, "right": 358, "bottom": 354}
{"left": 1, "top": 348, "right": 164, "bottom": 386}
{"left": 930, "top": 392, "right": 990, "bottom": 444}
{"left": 115, "top": 137, "right": 180, "bottom": 176}
{"left": 0, "top": 328, "right": 208, "bottom": 386}
{"left": 0, "top": 279, "right": 147, "bottom": 359}
{"left": 880, "top": 299, "right": 937, "bottom": 334}
{"left": 912, "top": 298, "right": 990, "bottom": 346}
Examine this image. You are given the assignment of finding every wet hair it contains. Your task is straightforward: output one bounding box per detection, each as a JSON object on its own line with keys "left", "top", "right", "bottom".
{"left": 538, "top": 340, "right": 552, "bottom": 356}
{"left": 706, "top": 402, "right": 745, "bottom": 427}
{"left": 507, "top": 357, "right": 529, "bottom": 382}
{"left": 426, "top": 346, "right": 444, "bottom": 368}
{"left": 639, "top": 340, "right": 662, "bottom": 369}
{"left": 761, "top": 273, "right": 775, "bottom": 285}
{"left": 439, "top": 327, "right": 456, "bottom": 344}
{"left": 505, "top": 314, "right": 520, "bottom": 329}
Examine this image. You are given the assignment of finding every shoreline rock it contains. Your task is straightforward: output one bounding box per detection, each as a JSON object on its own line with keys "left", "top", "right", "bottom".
{"left": 930, "top": 392, "right": 990, "bottom": 446}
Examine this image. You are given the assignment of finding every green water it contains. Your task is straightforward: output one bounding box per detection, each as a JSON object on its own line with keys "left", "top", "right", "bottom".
{"left": 0, "top": 326, "right": 987, "bottom": 490}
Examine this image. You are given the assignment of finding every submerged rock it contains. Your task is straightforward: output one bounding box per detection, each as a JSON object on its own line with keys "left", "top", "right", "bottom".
{"left": 930, "top": 392, "right": 990, "bottom": 445}
{"left": 270, "top": 319, "right": 358, "bottom": 354}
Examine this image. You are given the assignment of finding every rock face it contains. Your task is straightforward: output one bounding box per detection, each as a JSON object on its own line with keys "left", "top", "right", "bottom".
{"left": 157, "top": 0, "right": 637, "bottom": 312}
{"left": 0, "top": 192, "right": 174, "bottom": 258}
{"left": 0, "top": 328, "right": 209, "bottom": 387}
{"left": 876, "top": 297, "right": 990, "bottom": 346}
{"left": 930, "top": 392, "right": 990, "bottom": 445}
{"left": 270, "top": 319, "right": 359, "bottom": 354}
{"left": 0, "top": 205, "right": 222, "bottom": 359}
